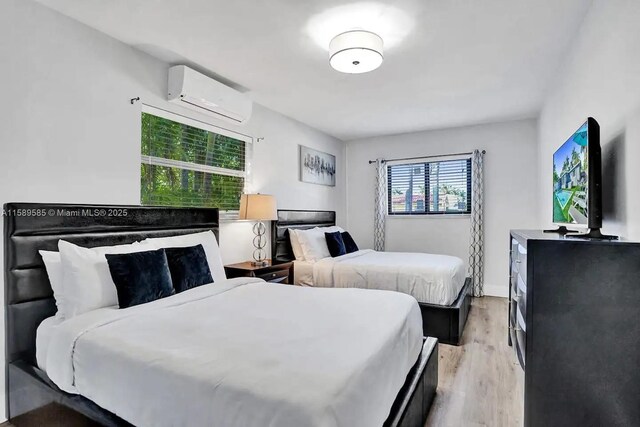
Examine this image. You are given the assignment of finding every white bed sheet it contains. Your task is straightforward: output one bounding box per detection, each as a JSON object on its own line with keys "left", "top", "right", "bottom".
{"left": 313, "top": 249, "right": 466, "bottom": 306}
{"left": 293, "top": 260, "right": 315, "bottom": 286}
{"left": 45, "top": 277, "right": 423, "bottom": 427}
{"left": 36, "top": 315, "right": 63, "bottom": 371}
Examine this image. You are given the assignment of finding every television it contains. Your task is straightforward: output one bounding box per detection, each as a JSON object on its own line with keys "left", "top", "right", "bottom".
{"left": 552, "top": 117, "right": 602, "bottom": 230}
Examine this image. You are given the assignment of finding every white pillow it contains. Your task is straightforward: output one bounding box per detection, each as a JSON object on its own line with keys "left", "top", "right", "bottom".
{"left": 296, "top": 226, "right": 344, "bottom": 262}
{"left": 58, "top": 240, "right": 151, "bottom": 318}
{"left": 317, "top": 226, "right": 345, "bottom": 233}
{"left": 142, "top": 231, "right": 226, "bottom": 281}
{"left": 39, "top": 250, "right": 65, "bottom": 320}
{"left": 288, "top": 229, "right": 306, "bottom": 261}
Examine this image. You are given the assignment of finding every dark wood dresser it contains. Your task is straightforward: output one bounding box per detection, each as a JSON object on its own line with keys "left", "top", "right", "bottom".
{"left": 509, "top": 230, "right": 640, "bottom": 427}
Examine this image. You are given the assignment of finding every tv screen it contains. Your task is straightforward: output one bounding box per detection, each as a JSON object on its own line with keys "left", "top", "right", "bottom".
{"left": 552, "top": 121, "right": 590, "bottom": 226}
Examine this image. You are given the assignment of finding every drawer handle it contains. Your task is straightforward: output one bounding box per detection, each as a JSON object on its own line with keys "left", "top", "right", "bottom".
{"left": 509, "top": 325, "right": 523, "bottom": 332}
{"left": 515, "top": 260, "right": 521, "bottom": 264}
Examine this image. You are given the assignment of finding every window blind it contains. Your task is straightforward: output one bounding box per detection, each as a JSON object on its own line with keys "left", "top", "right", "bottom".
{"left": 387, "top": 158, "right": 472, "bottom": 215}
{"left": 140, "top": 109, "right": 248, "bottom": 213}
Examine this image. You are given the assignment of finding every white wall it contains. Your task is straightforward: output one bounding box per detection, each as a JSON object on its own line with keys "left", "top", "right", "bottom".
{"left": 346, "top": 119, "right": 539, "bottom": 297}
{"left": 538, "top": 0, "right": 640, "bottom": 238}
{"left": 0, "top": 0, "right": 345, "bottom": 420}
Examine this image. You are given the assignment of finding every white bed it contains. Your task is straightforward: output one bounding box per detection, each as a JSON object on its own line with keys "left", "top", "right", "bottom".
{"left": 35, "top": 315, "right": 62, "bottom": 372}
{"left": 39, "top": 277, "right": 423, "bottom": 427}
{"left": 294, "top": 249, "right": 466, "bottom": 306}
{"left": 293, "top": 259, "right": 315, "bottom": 286}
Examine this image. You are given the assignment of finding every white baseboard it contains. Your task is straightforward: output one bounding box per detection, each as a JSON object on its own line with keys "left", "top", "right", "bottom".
{"left": 483, "top": 283, "right": 508, "bottom": 298}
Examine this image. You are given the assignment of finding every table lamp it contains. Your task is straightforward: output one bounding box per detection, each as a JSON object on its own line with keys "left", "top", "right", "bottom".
{"left": 238, "top": 193, "right": 277, "bottom": 266}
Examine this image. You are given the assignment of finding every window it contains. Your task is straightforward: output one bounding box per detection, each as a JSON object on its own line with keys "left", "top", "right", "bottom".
{"left": 387, "top": 158, "right": 472, "bottom": 215}
{"left": 140, "top": 106, "right": 249, "bottom": 215}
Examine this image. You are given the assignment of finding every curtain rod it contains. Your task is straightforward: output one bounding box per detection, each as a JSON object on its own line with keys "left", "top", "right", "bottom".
{"left": 367, "top": 150, "right": 486, "bottom": 164}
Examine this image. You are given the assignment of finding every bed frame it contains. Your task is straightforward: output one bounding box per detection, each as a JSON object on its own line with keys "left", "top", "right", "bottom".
{"left": 272, "top": 209, "right": 472, "bottom": 345}
{"left": 4, "top": 202, "right": 437, "bottom": 426}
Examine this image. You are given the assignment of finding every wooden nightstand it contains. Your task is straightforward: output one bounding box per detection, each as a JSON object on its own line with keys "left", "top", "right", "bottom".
{"left": 224, "top": 260, "right": 293, "bottom": 284}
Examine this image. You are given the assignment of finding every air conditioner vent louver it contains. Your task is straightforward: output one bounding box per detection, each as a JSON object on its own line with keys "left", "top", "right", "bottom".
{"left": 167, "top": 65, "right": 252, "bottom": 125}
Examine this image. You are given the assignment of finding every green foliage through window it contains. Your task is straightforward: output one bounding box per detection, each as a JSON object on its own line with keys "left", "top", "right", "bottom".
{"left": 140, "top": 111, "right": 246, "bottom": 211}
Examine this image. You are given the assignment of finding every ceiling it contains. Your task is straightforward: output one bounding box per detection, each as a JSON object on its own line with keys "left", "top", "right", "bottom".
{"left": 35, "top": 0, "right": 592, "bottom": 140}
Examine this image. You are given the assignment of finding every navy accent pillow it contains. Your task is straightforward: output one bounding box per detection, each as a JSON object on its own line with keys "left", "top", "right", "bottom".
{"left": 164, "top": 244, "right": 213, "bottom": 293}
{"left": 341, "top": 232, "right": 359, "bottom": 253}
{"left": 325, "top": 231, "right": 347, "bottom": 257}
{"left": 106, "top": 248, "right": 175, "bottom": 309}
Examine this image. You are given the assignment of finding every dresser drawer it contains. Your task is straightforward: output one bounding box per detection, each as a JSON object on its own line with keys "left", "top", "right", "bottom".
{"left": 511, "top": 287, "right": 524, "bottom": 316}
{"left": 510, "top": 297, "right": 518, "bottom": 323}
{"left": 510, "top": 316, "right": 526, "bottom": 369}
{"left": 515, "top": 244, "right": 527, "bottom": 282}
{"left": 516, "top": 326, "right": 526, "bottom": 365}
{"left": 515, "top": 333, "right": 526, "bottom": 370}
{"left": 510, "top": 239, "right": 519, "bottom": 273}
{"left": 510, "top": 271, "right": 518, "bottom": 296}
{"left": 511, "top": 238, "right": 519, "bottom": 251}
{"left": 224, "top": 261, "right": 293, "bottom": 283}
{"left": 516, "top": 305, "right": 526, "bottom": 332}
{"left": 517, "top": 293, "right": 526, "bottom": 320}
{"left": 509, "top": 316, "right": 518, "bottom": 350}
{"left": 516, "top": 275, "right": 527, "bottom": 319}
{"left": 517, "top": 273, "right": 526, "bottom": 294}
{"left": 257, "top": 268, "right": 290, "bottom": 283}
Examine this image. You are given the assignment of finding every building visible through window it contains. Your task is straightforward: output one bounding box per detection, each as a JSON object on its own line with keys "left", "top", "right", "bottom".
{"left": 387, "top": 158, "right": 472, "bottom": 215}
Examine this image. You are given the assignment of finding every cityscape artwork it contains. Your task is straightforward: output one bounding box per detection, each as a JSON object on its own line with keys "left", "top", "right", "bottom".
{"left": 300, "top": 145, "right": 336, "bottom": 186}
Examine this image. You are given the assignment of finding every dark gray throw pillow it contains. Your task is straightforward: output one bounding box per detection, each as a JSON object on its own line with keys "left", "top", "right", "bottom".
{"left": 106, "top": 248, "right": 175, "bottom": 309}
{"left": 341, "top": 232, "right": 359, "bottom": 253}
{"left": 325, "top": 231, "right": 347, "bottom": 257}
{"left": 164, "top": 244, "right": 213, "bottom": 293}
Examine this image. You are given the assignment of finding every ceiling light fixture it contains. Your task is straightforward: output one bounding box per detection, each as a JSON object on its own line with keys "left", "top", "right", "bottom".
{"left": 329, "top": 30, "right": 383, "bottom": 74}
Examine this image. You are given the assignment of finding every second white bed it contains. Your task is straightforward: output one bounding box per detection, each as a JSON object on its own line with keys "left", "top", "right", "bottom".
{"left": 293, "top": 260, "right": 315, "bottom": 286}
{"left": 295, "top": 249, "right": 466, "bottom": 306}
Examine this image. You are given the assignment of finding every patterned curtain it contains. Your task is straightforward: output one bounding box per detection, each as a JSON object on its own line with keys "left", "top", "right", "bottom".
{"left": 468, "top": 150, "right": 485, "bottom": 297}
{"left": 374, "top": 159, "right": 386, "bottom": 251}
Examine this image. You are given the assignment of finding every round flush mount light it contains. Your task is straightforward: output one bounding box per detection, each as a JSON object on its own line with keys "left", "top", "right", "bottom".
{"left": 329, "top": 30, "right": 384, "bottom": 74}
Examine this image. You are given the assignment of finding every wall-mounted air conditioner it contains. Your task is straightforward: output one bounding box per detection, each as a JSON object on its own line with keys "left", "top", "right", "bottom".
{"left": 167, "top": 65, "right": 252, "bottom": 125}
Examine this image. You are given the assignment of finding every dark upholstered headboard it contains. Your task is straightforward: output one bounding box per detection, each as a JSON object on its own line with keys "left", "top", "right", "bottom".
{"left": 3, "top": 203, "right": 220, "bottom": 366}
{"left": 271, "top": 210, "right": 336, "bottom": 263}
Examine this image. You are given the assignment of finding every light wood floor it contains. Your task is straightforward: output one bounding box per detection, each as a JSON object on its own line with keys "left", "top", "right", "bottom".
{"left": 425, "top": 296, "right": 524, "bottom": 427}
{"left": 5, "top": 297, "right": 523, "bottom": 427}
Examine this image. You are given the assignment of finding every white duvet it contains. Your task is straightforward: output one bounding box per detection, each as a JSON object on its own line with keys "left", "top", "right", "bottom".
{"left": 313, "top": 249, "right": 466, "bottom": 306}
{"left": 45, "top": 278, "right": 423, "bottom": 427}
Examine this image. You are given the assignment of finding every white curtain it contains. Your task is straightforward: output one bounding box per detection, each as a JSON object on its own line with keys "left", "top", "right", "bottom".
{"left": 374, "top": 159, "right": 386, "bottom": 251}
{"left": 468, "top": 149, "right": 485, "bottom": 297}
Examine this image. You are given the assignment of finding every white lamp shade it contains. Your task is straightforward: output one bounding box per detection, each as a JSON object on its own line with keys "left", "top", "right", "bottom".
{"left": 238, "top": 194, "right": 277, "bottom": 221}
{"left": 329, "top": 30, "right": 384, "bottom": 74}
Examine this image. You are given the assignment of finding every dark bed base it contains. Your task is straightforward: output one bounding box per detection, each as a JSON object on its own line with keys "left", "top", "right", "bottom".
{"left": 8, "top": 338, "right": 438, "bottom": 427}
{"left": 4, "top": 203, "right": 438, "bottom": 426}
{"left": 272, "top": 209, "right": 472, "bottom": 346}
{"left": 8, "top": 339, "right": 437, "bottom": 427}
{"left": 8, "top": 361, "right": 133, "bottom": 426}
{"left": 419, "top": 277, "right": 472, "bottom": 345}
{"left": 384, "top": 337, "right": 438, "bottom": 427}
